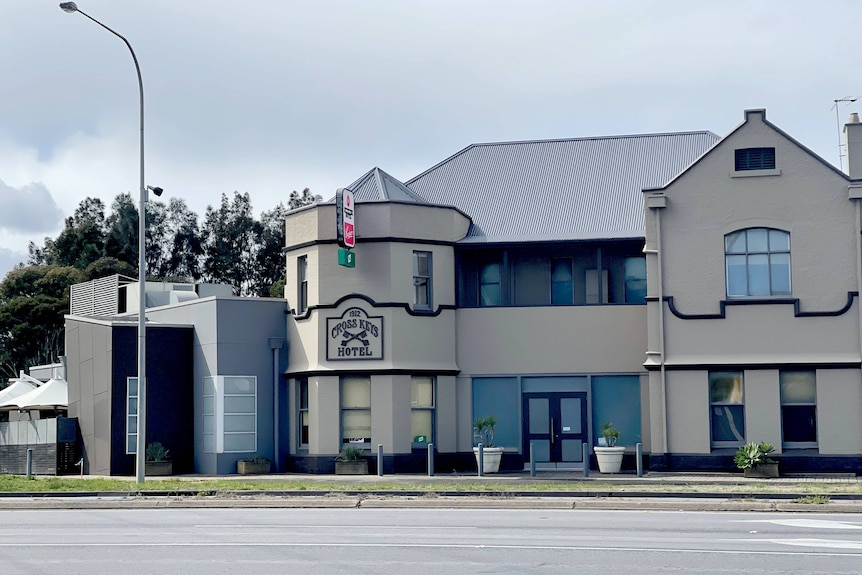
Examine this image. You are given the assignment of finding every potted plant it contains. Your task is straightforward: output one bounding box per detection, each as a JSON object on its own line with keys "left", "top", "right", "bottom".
{"left": 335, "top": 445, "right": 368, "bottom": 475}
{"left": 594, "top": 422, "right": 625, "bottom": 473}
{"left": 237, "top": 455, "right": 271, "bottom": 475}
{"left": 734, "top": 442, "right": 779, "bottom": 478}
{"left": 144, "top": 442, "right": 172, "bottom": 476}
{"left": 472, "top": 415, "right": 504, "bottom": 473}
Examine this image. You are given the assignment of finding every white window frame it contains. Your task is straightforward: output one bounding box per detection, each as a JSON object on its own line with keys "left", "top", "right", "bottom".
{"left": 725, "top": 228, "right": 791, "bottom": 298}
{"left": 126, "top": 377, "right": 139, "bottom": 455}
{"left": 411, "top": 376, "right": 436, "bottom": 446}
{"left": 202, "top": 375, "right": 257, "bottom": 454}
{"left": 340, "top": 376, "right": 371, "bottom": 449}
{"left": 297, "top": 255, "right": 308, "bottom": 313}
{"left": 412, "top": 251, "right": 433, "bottom": 311}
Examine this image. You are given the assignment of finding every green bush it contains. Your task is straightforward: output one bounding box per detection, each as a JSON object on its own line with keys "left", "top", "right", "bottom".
{"left": 734, "top": 442, "right": 776, "bottom": 470}
{"left": 473, "top": 415, "right": 497, "bottom": 447}
{"left": 337, "top": 446, "right": 364, "bottom": 461}
{"left": 145, "top": 442, "right": 170, "bottom": 462}
{"left": 601, "top": 422, "right": 621, "bottom": 447}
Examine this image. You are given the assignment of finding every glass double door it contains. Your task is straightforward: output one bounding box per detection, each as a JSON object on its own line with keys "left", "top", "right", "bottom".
{"left": 522, "top": 392, "right": 588, "bottom": 464}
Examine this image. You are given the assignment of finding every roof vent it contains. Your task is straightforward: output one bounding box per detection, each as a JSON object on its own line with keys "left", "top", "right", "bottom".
{"left": 849, "top": 112, "right": 861, "bottom": 124}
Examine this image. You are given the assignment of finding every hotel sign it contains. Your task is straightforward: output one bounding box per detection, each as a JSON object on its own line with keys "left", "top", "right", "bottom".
{"left": 326, "top": 307, "right": 383, "bottom": 360}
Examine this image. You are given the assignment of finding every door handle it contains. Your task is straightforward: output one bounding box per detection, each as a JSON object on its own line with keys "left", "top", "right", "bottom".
{"left": 550, "top": 418, "right": 555, "bottom": 444}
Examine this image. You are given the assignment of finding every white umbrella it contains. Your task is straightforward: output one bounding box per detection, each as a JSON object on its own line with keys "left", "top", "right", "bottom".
{"left": 0, "top": 379, "right": 38, "bottom": 405}
{"left": 0, "top": 378, "right": 68, "bottom": 411}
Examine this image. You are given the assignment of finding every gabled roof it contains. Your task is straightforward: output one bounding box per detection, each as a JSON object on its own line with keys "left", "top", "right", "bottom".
{"left": 346, "top": 167, "right": 428, "bottom": 203}
{"left": 406, "top": 132, "right": 719, "bottom": 243}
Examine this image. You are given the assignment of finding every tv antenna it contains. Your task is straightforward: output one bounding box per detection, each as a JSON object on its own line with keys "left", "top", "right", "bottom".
{"left": 832, "top": 96, "right": 858, "bottom": 170}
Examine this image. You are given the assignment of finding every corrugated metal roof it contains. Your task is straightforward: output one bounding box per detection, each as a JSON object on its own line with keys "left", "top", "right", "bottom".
{"left": 406, "top": 132, "right": 719, "bottom": 243}
{"left": 346, "top": 167, "right": 428, "bottom": 203}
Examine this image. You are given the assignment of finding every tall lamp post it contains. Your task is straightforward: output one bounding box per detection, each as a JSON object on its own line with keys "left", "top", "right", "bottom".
{"left": 60, "top": 2, "right": 152, "bottom": 483}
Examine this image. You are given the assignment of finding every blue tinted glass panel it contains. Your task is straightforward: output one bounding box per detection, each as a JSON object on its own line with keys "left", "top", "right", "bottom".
{"left": 770, "top": 253, "right": 790, "bottom": 294}
{"left": 747, "top": 229, "right": 768, "bottom": 252}
{"left": 769, "top": 229, "right": 789, "bottom": 251}
{"left": 591, "top": 376, "right": 641, "bottom": 445}
{"left": 480, "top": 284, "right": 501, "bottom": 306}
{"left": 624, "top": 257, "right": 647, "bottom": 304}
{"left": 711, "top": 405, "right": 745, "bottom": 442}
{"left": 480, "top": 262, "right": 500, "bottom": 284}
{"left": 531, "top": 440, "right": 550, "bottom": 462}
{"left": 551, "top": 282, "right": 572, "bottom": 305}
{"left": 782, "top": 406, "right": 817, "bottom": 443}
{"left": 472, "top": 377, "right": 519, "bottom": 448}
{"left": 748, "top": 254, "right": 769, "bottom": 295}
{"left": 561, "top": 439, "right": 583, "bottom": 462}
{"left": 726, "top": 255, "right": 747, "bottom": 296}
{"left": 725, "top": 231, "right": 746, "bottom": 253}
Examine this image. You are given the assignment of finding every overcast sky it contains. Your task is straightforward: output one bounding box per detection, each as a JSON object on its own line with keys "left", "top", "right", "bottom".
{"left": 1, "top": 0, "right": 860, "bottom": 279}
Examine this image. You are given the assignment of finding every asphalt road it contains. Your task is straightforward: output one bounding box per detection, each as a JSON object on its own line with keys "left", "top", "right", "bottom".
{"left": 1, "top": 507, "right": 861, "bottom": 574}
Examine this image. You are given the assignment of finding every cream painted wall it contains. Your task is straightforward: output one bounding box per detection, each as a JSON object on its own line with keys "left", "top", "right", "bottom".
{"left": 655, "top": 111, "right": 856, "bottom": 315}
{"left": 743, "top": 370, "right": 782, "bottom": 452}
{"left": 436, "top": 375, "right": 458, "bottom": 452}
{"left": 665, "top": 371, "right": 710, "bottom": 453}
{"left": 647, "top": 371, "right": 666, "bottom": 453}
{"left": 817, "top": 369, "right": 862, "bottom": 454}
{"left": 456, "top": 306, "right": 646, "bottom": 375}
{"left": 639, "top": 373, "right": 652, "bottom": 451}
{"left": 456, "top": 375, "right": 473, "bottom": 452}
{"left": 664, "top": 303, "right": 860, "bottom": 366}
{"left": 309, "top": 375, "right": 340, "bottom": 455}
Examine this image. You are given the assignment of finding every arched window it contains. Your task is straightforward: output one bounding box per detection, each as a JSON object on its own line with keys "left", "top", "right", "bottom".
{"left": 725, "top": 228, "right": 790, "bottom": 297}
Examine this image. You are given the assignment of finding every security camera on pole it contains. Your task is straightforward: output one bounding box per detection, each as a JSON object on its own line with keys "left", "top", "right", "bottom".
{"left": 336, "top": 188, "right": 356, "bottom": 268}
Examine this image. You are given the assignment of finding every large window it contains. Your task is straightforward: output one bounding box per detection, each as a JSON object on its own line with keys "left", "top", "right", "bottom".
{"left": 298, "top": 378, "right": 309, "bottom": 449}
{"left": 341, "top": 377, "right": 371, "bottom": 448}
{"left": 780, "top": 370, "right": 817, "bottom": 448}
{"left": 725, "top": 228, "right": 790, "bottom": 297}
{"left": 297, "top": 255, "right": 308, "bottom": 313}
{"left": 126, "top": 377, "right": 139, "bottom": 454}
{"left": 479, "top": 261, "right": 502, "bottom": 306}
{"left": 412, "top": 251, "right": 433, "bottom": 311}
{"left": 551, "top": 258, "right": 573, "bottom": 305}
{"left": 202, "top": 375, "right": 257, "bottom": 453}
{"left": 709, "top": 371, "right": 745, "bottom": 447}
{"left": 411, "top": 376, "right": 435, "bottom": 445}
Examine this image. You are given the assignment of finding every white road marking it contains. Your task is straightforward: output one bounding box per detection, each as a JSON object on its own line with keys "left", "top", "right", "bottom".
{"left": 744, "top": 538, "right": 862, "bottom": 550}
{"left": 735, "top": 519, "right": 862, "bottom": 530}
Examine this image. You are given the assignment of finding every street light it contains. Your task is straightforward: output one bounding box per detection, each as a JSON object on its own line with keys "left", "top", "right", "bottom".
{"left": 60, "top": 2, "right": 151, "bottom": 484}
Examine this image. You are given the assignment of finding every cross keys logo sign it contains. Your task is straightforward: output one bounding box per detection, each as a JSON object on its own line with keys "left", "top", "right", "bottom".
{"left": 326, "top": 307, "right": 383, "bottom": 360}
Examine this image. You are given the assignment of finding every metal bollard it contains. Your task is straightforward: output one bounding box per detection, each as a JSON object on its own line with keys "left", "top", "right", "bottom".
{"left": 477, "top": 443, "right": 484, "bottom": 477}
{"left": 26, "top": 448, "right": 33, "bottom": 477}
{"left": 530, "top": 442, "right": 536, "bottom": 477}
{"left": 377, "top": 444, "right": 384, "bottom": 476}
{"left": 427, "top": 443, "right": 434, "bottom": 477}
{"left": 582, "top": 443, "right": 590, "bottom": 478}
{"left": 636, "top": 442, "right": 643, "bottom": 477}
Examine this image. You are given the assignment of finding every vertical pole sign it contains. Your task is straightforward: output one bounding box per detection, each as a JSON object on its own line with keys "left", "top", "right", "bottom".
{"left": 336, "top": 187, "right": 356, "bottom": 268}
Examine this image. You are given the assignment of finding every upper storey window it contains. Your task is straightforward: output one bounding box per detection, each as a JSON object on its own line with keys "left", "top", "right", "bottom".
{"left": 725, "top": 228, "right": 790, "bottom": 298}
{"left": 735, "top": 147, "right": 775, "bottom": 171}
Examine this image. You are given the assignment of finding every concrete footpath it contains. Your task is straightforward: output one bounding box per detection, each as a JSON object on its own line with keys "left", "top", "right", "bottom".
{"left": 2, "top": 470, "right": 862, "bottom": 512}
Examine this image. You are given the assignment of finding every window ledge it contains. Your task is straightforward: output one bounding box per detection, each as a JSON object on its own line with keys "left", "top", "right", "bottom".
{"left": 730, "top": 169, "right": 781, "bottom": 178}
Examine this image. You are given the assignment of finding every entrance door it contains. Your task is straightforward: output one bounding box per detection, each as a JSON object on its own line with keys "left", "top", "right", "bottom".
{"left": 522, "top": 392, "right": 588, "bottom": 466}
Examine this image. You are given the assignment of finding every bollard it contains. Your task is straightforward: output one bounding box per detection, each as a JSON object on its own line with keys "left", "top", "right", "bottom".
{"left": 477, "top": 443, "right": 484, "bottom": 477}
{"left": 530, "top": 442, "right": 536, "bottom": 477}
{"left": 636, "top": 442, "right": 643, "bottom": 477}
{"left": 377, "top": 443, "right": 384, "bottom": 476}
{"left": 427, "top": 443, "right": 435, "bottom": 477}
{"left": 582, "top": 443, "right": 590, "bottom": 478}
{"left": 26, "top": 448, "right": 33, "bottom": 477}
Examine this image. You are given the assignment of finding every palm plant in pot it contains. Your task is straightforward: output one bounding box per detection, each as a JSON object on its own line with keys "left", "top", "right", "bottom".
{"left": 144, "top": 442, "right": 172, "bottom": 476}
{"left": 594, "top": 422, "right": 625, "bottom": 473}
{"left": 335, "top": 445, "right": 368, "bottom": 475}
{"left": 472, "top": 415, "right": 504, "bottom": 473}
{"left": 734, "top": 442, "right": 778, "bottom": 478}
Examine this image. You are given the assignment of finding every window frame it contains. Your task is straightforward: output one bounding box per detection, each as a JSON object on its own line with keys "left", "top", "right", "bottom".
{"left": 297, "top": 255, "right": 308, "bottom": 314}
{"left": 550, "top": 257, "right": 574, "bottom": 305}
{"left": 780, "top": 370, "right": 818, "bottom": 449}
{"left": 412, "top": 250, "right": 433, "bottom": 312}
{"left": 340, "top": 376, "right": 372, "bottom": 449}
{"left": 725, "top": 228, "right": 791, "bottom": 298}
{"left": 126, "top": 377, "right": 139, "bottom": 455}
{"left": 478, "top": 259, "right": 502, "bottom": 307}
{"left": 410, "top": 376, "right": 436, "bottom": 447}
{"left": 297, "top": 378, "right": 309, "bottom": 450}
{"left": 709, "top": 371, "right": 746, "bottom": 448}
{"left": 202, "top": 375, "right": 258, "bottom": 454}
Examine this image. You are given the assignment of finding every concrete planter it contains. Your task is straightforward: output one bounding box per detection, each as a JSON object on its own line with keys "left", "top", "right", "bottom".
{"left": 744, "top": 462, "right": 779, "bottom": 478}
{"left": 594, "top": 446, "right": 625, "bottom": 473}
{"left": 145, "top": 461, "right": 172, "bottom": 476}
{"left": 472, "top": 446, "right": 504, "bottom": 473}
{"left": 335, "top": 460, "right": 368, "bottom": 475}
{"left": 237, "top": 460, "right": 271, "bottom": 475}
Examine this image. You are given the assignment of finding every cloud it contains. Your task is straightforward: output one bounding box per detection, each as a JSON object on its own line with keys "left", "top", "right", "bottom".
{"left": 0, "top": 179, "right": 64, "bottom": 234}
{"left": 0, "top": 246, "right": 27, "bottom": 282}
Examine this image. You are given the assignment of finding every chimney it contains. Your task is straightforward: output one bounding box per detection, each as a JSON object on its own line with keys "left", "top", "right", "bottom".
{"left": 845, "top": 112, "right": 862, "bottom": 179}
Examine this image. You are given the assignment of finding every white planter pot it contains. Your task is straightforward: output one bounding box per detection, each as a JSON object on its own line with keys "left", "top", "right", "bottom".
{"left": 594, "top": 446, "right": 625, "bottom": 474}
{"left": 473, "top": 446, "right": 504, "bottom": 473}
